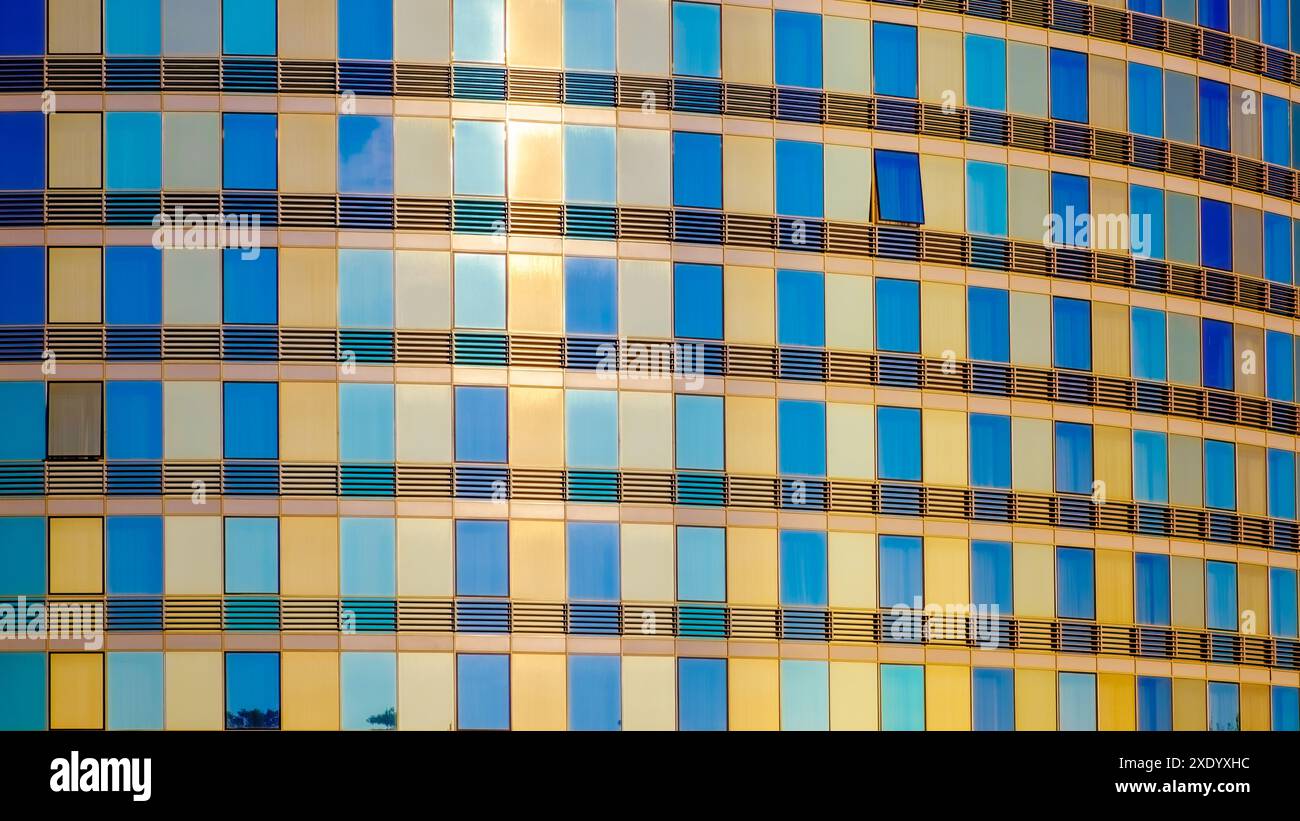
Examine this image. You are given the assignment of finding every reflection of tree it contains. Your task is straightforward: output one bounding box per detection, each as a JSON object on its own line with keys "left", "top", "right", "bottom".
{"left": 367, "top": 707, "right": 396, "bottom": 729}
{"left": 226, "top": 708, "right": 281, "bottom": 729}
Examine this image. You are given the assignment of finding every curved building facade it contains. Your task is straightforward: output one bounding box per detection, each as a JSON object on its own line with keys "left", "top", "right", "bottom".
{"left": 1, "top": 0, "right": 1299, "bottom": 731}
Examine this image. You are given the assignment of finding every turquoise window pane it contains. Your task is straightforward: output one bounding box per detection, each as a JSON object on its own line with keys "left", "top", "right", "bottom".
{"left": 224, "top": 517, "right": 279, "bottom": 594}
{"left": 564, "top": 0, "right": 615, "bottom": 71}
{"left": 105, "top": 112, "right": 162, "bottom": 190}
{"left": 565, "top": 126, "right": 616, "bottom": 204}
{"left": 223, "top": 0, "right": 277, "bottom": 56}
{"left": 1130, "top": 185, "right": 1165, "bottom": 260}
{"left": 340, "top": 518, "right": 396, "bottom": 597}
{"left": 338, "top": 249, "right": 394, "bottom": 328}
{"left": 0, "top": 653, "right": 46, "bottom": 730}
{"left": 780, "top": 660, "right": 829, "bottom": 730}
{"left": 965, "top": 34, "right": 1006, "bottom": 111}
{"left": 225, "top": 652, "right": 280, "bottom": 729}
{"left": 1130, "top": 307, "right": 1167, "bottom": 380}
{"left": 674, "top": 394, "right": 724, "bottom": 471}
{"left": 1204, "top": 439, "right": 1236, "bottom": 510}
{"left": 1132, "top": 430, "right": 1169, "bottom": 504}
{"left": 1268, "top": 449, "right": 1296, "bottom": 520}
{"left": 0, "top": 382, "right": 44, "bottom": 459}
{"left": 1058, "top": 672, "right": 1097, "bottom": 730}
{"left": 341, "top": 652, "right": 397, "bottom": 730}
{"left": 107, "top": 0, "right": 161, "bottom": 55}
{"left": 0, "top": 517, "right": 45, "bottom": 596}
{"left": 339, "top": 383, "right": 395, "bottom": 463}
{"left": 453, "top": 120, "right": 505, "bottom": 196}
{"left": 107, "top": 652, "right": 163, "bottom": 730}
{"left": 966, "top": 160, "right": 1008, "bottom": 237}
{"left": 453, "top": 253, "right": 506, "bottom": 329}
{"left": 565, "top": 389, "right": 618, "bottom": 468}
{"left": 880, "top": 664, "right": 924, "bottom": 731}
{"left": 672, "top": 1, "right": 721, "bottom": 78}
{"left": 455, "top": 0, "right": 505, "bottom": 62}
{"left": 676, "top": 526, "right": 725, "bottom": 602}
{"left": 779, "top": 530, "right": 827, "bottom": 607}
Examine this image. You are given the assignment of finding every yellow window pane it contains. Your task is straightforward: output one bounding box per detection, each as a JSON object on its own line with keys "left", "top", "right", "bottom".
{"left": 1094, "top": 425, "right": 1132, "bottom": 502}
{"left": 395, "top": 118, "right": 451, "bottom": 196}
{"left": 509, "top": 386, "right": 563, "bottom": 467}
{"left": 1168, "top": 433, "right": 1203, "bottom": 507}
{"left": 727, "top": 527, "right": 778, "bottom": 605}
{"left": 50, "top": 653, "right": 103, "bottom": 730}
{"left": 619, "top": 392, "right": 673, "bottom": 470}
{"left": 1089, "top": 55, "right": 1127, "bottom": 132}
{"left": 281, "top": 517, "right": 339, "bottom": 597}
{"left": 1241, "top": 683, "right": 1270, "bottom": 731}
{"left": 507, "top": 253, "right": 563, "bottom": 333}
{"left": 723, "top": 136, "right": 773, "bottom": 214}
{"left": 925, "top": 537, "right": 969, "bottom": 608}
{"left": 618, "top": 260, "right": 671, "bottom": 337}
{"left": 1015, "top": 668, "right": 1057, "bottom": 730}
{"left": 282, "top": 651, "right": 340, "bottom": 730}
{"left": 824, "top": 16, "right": 870, "bottom": 94}
{"left": 512, "top": 654, "right": 567, "bottom": 730}
{"left": 394, "top": 0, "right": 449, "bottom": 62}
{"left": 49, "top": 0, "right": 102, "bottom": 54}
{"left": 617, "top": 128, "right": 670, "bottom": 206}
{"left": 162, "top": 249, "right": 220, "bottom": 324}
{"left": 827, "top": 402, "right": 873, "bottom": 479}
{"left": 621, "top": 523, "right": 674, "bottom": 602}
{"left": 1014, "top": 542, "right": 1054, "bottom": 618}
{"left": 920, "top": 281, "right": 966, "bottom": 358}
{"left": 1010, "top": 291, "right": 1050, "bottom": 367}
{"left": 279, "top": 248, "right": 337, "bottom": 327}
{"left": 48, "top": 247, "right": 102, "bottom": 323}
{"left": 1236, "top": 324, "right": 1265, "bottom": 397}
{"left": 726, "top": 395, "right": 776, "bottom": 476}
{"left": 830, "top": 661, "right": 878, "bottom": 730}
{"left": 163, "top": 516, "right": 221, "bottom": 595}
{"left": 623, "top": 656, "right": 676, "bottom": 730}
{"left": 507, "top": 0, "right": 561, "bottom": 67}
{"left": 1012, "top": 417, "right": 1052, "bottom": 492}
{"left": 1092, "top": 301, "right": 1130, "bottom": 377}
{"left": 280, "top": 382, "right": 338, "bottom": 461}
{"left": 279, "top": 0, "right": 336, "bottom": 58}
{"left": 925, "top": 664, "right": 971, "bottom": 730}
{"left": 1171, "top": 556, "right": 1205, "bottom": 629}
{"left": 920, "top": 155, "right": 963, "bottom": 231}
{"left": 397, "top": 384, "right": 452, "bottom": 463}
{"left": 1096, "top": 549, "right": 1133, "bottom": 624}
{"left": 279, "top": 114, "right": 336, "bottom": 193}
{"left": 1173, "top": 678, "right": 1206, "bottom": 730}
{"left": 722, "top": 6, "right": 771, "bottom": 84}
{"left": 826, "top": 144, "right": 871, "bottom": 223}
{"left": 163, "top": 112, "right": 220, "bottom": 189}
{"left": 618, "top": 0, "right": 670, "bottom": 75}
{"left": 729, "top": 658, "right": 779, "bottom": 730}
{"left": 396, "top": 518, "right": 453, "bottom": 597}
{"left": 49, "top": 113, "right": 102, "bottom": 188}
{"left": 1008, "top": 166, "right": 1049, "bottom": 242}
{"left": 164, "top": 381, "right": 221, "bottom": 459}
{"left": 510, "top": 520, "right": 565, "bottom": 600}
{"left": 922, "top": 408, "right": 967, "bottom": 487}
{"left": 165, "top": 652, "right": 223, "bottom": 730}
{"left": 49, "top": 517, "right": 103, "bottom": 595}
{"left": 395, "top": 250, "right": 452, "bottom": 329}
{"left": 1098, "top": 673, "right": 1136, "bottom": 730}
{"left": 825, "top": 273, "right": 872, "bottom": 350}
{"left": 918, "top": 29, "right": 963, "bottom": 105}
{"left": 398, "top": 653, "right": 454, "bottom": 730}
{"left": 1237, "top": 444, "right": 1267, "bottom": 517}
{"left": 1240, "top": 562, "right": 1269, "bottom": 635}
{"left": 828, "top": 532, "right": 876, "bottom": 609}
{"left": 508, "top": 122, "right": 562, "bottom": 201}
{"left": 724, "top": 265, "right": 774, "bottom": 345}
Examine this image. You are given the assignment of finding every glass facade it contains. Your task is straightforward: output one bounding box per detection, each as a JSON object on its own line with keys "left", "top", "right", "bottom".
{"left": 0, "top": 0, "right": 1299, "bottom": 732}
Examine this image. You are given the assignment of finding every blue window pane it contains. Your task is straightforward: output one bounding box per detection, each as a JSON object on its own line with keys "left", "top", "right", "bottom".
{"left": 225, "top": 652, "right": 280, "bottom": 729}
{"left": 1130, "top": 307, "right": 1167, "bottom": 380}
{"left": 340, "top": 518, "right": 395, "bottom": 597}
{"left": 1206, "top": 560, "right": 1238, "bottom": 630}
{"left": 677, "top": 526, "right": 725, "bottom": 602}
{"left": 338, "top": 115, "right": 393, "bottom": 194}
{"left": 107, "top": 0, "right": 161, "bottom": 55}
{"left": 1057, "top": 547, "right": 1095, "bottom": 620}
{"left": 565, "top": 126, "right": 616, "bottom": 204}
{"left": 1199, "top": 78, "right": 1230, "bottom": 151}
{"left": 106, "top": 112, "right": 162, "bottom": 190}
{"left": 972, "top": 667, "right": 1014, "bottom": 731}
{"left": 675, "top": 394, "right": 724, "bottom": 471}
{"left": 338, "top": 0, "right": 392, "bottom": 60}
{"left": 879, "top": 534, "right": 922, "bottom": 609}
{"left": 965, "top": 35, "right": 1006, "bottom": 112}
{"left": 106, "top": 516, "right": 163, "bottom": 595}
{"left": 0, "top": 112, "right": 44, "bottom": 189}
{"left": 224, "top": 517, "right": 279, "bottom": 594}
{"left": 1263, "top": 0, "right": 1290, "bottom": 47}
{"left": 874, "top": 149, "right": 924, "bottom": 223}
{"left": 779, "top": 530, "right": 827, "bottom": 607}
{"left": 223, "top": 0, "right": 277, "bottom": 55}
{"left": 1204, "top": 439, "right": 1236, "bottom": 510}
{"left": 880, "top": 664, "right": 925, "bottom": 730}
{"left": 1264, "top": 94, "right": 1291, "bottom": 167}
{"left": 777, "top": 269, "right": 824, "bottom": 347}
{"left": 105, "top": 247, "right": 162, "bottom": 325}
{"left": 1137, "top": 676, "right": 1173, "bottom": 731}
{"left": 1293, "top": 100, "right": 1300, "bottom": 171}
{"left": 1265, "top": 212, "right": 1293, "bottom": 285}
{"left": 107, "top": 652, "right": 163, "bottom": 730}
{"left": 565, "top": 390, "right": 617, "bottom": 468}
{"left": 778, "top": 399, "right": 826, "bottom": 477}
{"left": 564, "top": 0, "right": 615, "bottom": 71}
{"left": 875, "top": 278, "right": 919, "bottom": 352}
{"left": 565, "top": 257, "right": 617, "bottom": 335}
{"left": 969, "top": 414, "right": 1011, "bottom": 489}
{"left": 1050, "top": 172, "right": 1090, "bottom": 228}
{"left": 1049, "top": 48, "right": 1088, "bottom": 123}
{"left": 223, "top": 382, "right": 277, "bottom": 459}
{"left": 341, "top": 652, "right": 396, "bottom": 730}
{"left": 0, "top": 653, "right": 45, "bottom": 730}
{"left": 1130, "top": 186, "right": 1165, "bottom": 260}
{"left": 1200, "top": 198, "right": 1233, "bottom": 271}
{"left": 672, "top": 1, "right": 721, "bottom": 78}
{"left": 0, "top": 0, "right": 43, "bottom": 55}
{"left": 568, "top": 522, "right": 619, "bottom": 601}
{"left": 455, "top": 0, "right": 505, "bottom": 63}
{"left": 1268, "top": 449, "right": 1296, "bottom": 520}
{"left": 223, "top": 248, "right": 277, "bottom": 324}
{"left": 1128, "top": 63, "right": 1164, "bottom": 138}
{"left": 1208, "top": 681, "right": 1239, "bottom": 731}
{"left": 569, "top": 655, "right": 620, "bottom": 730}
{"left": 1135, "top": 553, "right": 1171, "bottom": 625}
{"left": 453, "top": 121, "right": 505, "bottom": 196}
{"left": 1132, "top": 430, "right": 1169, "bottom": 504}
{"left": 877, "top": 407, "right": 922, "bottom": 482}
{"left": 774, "top": 11, "right": 822, "bottom": 89}
{"left": 456, "top": 520, "right": 508, "bottom": 597}
{"left": 1052, "top": 297, "right": 1091, "bottom": 371}
{"left": 775, "top": 140, "right": 823, "bottom": 218}
{"left": 454, "top": 386, "right": 507, "bottom": 463}
{"left": 1274, "top": 686, "right": 1300, "bottom": 730}
{"left": 0, "top": 382, "right": 44, "bottom": 460}
{"left": 1270, "top": 567, "right": 1298, "bottom": 638}
{"left": 780, "top": 660, "right": 829, "bottom": 730}
{"left": 453, "top": 253, "right": 506, "bottom": 329}
{"left": 458, "top": 654, "right": 509, "bottom": 729}
{"left": 1054, "top": 421, "right": 1093, "bottom": 495}
{"left": 1059, "top": 672, "right": 1097, "bottom": 730}
{"left": 0, "top": 518, "right": 45, "bottom": 596}
{"left": 1199, "top": 0, "right": 1229, "bottom": 30}
{"left": 678, "top": 658, "right": 726, "bottom": 730}
{"left": 222, "top": 113, "right": 278, "bottom": 190}
{"left": 674, "top": 263, "right": 723, "bottom": 339}
{"left": 673, "top": 131, "right": 722, "bottom": 209}
{"left": 106, "top": 381, "right": 163, "bottom": 460}
{"left": 339, "top": 383, "right": 394, "bottom": 463}
{"left": 873, "top": 23, "right": 917, "bottom": 98}
{"left": 0, "top": 247, "right": 43, "bottom": 324}
{"left": 966, "top": 160, "right": 1008, "bottom": 237}
{"left": 968, "top": 286, "right": 1009, "bottom": 362}
{"left": 971, "top": 540, "right": 1013, "bottom": 614}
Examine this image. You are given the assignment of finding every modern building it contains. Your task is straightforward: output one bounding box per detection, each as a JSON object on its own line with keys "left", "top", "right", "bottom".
{"left": 0, "top": 0, "right": 1299, "bottom": 731}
